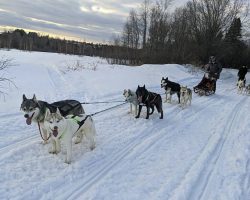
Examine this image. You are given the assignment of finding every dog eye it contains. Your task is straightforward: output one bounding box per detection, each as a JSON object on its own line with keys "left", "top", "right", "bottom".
{"left": 49, "top": 121, "right": 53, "bottom": 124}
{"left": 56, "top": 120, "right": 60, "bottom": 123}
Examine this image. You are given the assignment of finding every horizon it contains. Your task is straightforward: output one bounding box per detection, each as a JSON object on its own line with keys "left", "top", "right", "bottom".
{"left": 0, "top": 0, "right": 188, "bottom": 44}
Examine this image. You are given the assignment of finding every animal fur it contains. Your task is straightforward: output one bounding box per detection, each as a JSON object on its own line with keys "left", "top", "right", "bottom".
{"left": 180, "top": 86, "right": 192, "bottom": 108}
{"left": 136, "top": 85, "right": 163, "bottom": 119}
{"left": 20, "top": 94, "right": 84, "bottom": 143}
{"left": 44, "top": 108, "right": 96, "bottom": 164}
{"left": 161, "top": 77, "right": 181, "bottom": 103}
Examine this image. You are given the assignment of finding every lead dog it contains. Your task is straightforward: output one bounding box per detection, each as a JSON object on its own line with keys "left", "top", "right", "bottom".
{"left": 44, "top": 108, "right": 96, "bottom": 164}
{"left": 180, "top": 86, "right": 192, "bottom": 108}
{"left": 161, "top": 77, "right": 181, "bottom": 103}
{"left": 136, "top": 85, "right": 163, "bottom": 119}
{"left": 20, "top": 94, "right": 84, "bottom": 143}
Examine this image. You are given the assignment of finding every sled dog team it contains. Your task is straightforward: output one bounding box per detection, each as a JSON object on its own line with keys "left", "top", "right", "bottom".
{"left": 21, "top": 71, "right": 247, "bottom": 164}
{"left": 21, "top": 77, "right": 192, "bottom": 163}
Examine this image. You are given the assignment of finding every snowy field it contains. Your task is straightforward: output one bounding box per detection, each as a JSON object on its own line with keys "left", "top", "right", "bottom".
{"left": 0, "top": 49, "right": 250, "bottom": 200}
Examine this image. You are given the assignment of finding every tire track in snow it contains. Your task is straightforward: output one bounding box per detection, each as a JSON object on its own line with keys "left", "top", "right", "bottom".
{"left": 168, "top": 96, "right": 248, "bottom": 200}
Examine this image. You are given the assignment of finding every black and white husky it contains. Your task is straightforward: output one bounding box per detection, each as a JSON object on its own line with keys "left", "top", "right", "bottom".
{"left": 161, "top": 77, "right": 181, "bottom": 103}
{"left": 180, "top": 86, "right": 192, "bottom": 108}
{"left": 44, "top": 108, "right": 96, "bottom": 164}
{"left": 20, "top": 94, "right": 84, "bottom": 143}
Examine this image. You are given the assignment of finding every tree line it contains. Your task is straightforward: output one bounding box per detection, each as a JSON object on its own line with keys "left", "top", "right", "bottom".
{"left": 0, "top": 0, "right": 249, "bottom": 68}
{"left": 114, "top": 0, "right": 250, "bottom": 68}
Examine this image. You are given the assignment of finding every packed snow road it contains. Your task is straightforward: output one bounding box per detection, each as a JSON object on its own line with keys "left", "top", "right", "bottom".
{"left": 0, "top": 50, "right": 250, "bottom": 200}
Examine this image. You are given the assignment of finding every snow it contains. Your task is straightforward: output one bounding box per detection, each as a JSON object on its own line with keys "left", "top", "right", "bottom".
{"left": 0, "top": 49, "right": 250, "bottom": 200}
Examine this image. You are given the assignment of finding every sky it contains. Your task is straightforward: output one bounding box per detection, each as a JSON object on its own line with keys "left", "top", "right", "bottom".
{"left": 0, "top": 0, "right": 188, "bottom": 44}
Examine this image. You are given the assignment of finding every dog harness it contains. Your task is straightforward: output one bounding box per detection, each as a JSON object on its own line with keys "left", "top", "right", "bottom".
{"left": 58, "top": 115, "right": 90, "bottom": 139}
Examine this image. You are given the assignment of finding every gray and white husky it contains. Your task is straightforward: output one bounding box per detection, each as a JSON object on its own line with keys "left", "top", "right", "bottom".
{"left": 180, "top": 86, "right": 192, "bottom": 108}
{"left": 20, "top": 94, "right": 84, "bottom": 143}
{"left": 123, "top": 89, "right": 138, "bottom": 116}
{"left": 44, "top": 108, "right": 96, "bottom": 164}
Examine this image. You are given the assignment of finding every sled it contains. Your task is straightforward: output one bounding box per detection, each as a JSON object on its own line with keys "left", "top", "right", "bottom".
{"left": 193, "top": 73, "right": 216, "bottom": 96}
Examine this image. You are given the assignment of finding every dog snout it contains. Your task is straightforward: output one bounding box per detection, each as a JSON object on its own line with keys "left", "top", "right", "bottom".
{"left": 24, "top": 114, "right": 29, "bottom": 118}
{"left": 54, "top": 126, "right": 58, "bottom": 130}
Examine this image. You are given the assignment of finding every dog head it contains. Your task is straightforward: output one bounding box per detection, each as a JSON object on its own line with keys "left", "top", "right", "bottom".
{"left": 136, "top": 85, "right": 148, "bottom": 103}
{"left": 44, "top": 108, "right": 66, "bottom": 138}
{"left": 123, "top": 89, "right": 133, "bottom": 101}
{"left": 21, "top": 94, "right": 41, "bottom": 125}
{"left": 180, "top": 86, "right": 188, "bottom": 96}
{"left": 161, "top": 77, "right": 168, "bottom": 88}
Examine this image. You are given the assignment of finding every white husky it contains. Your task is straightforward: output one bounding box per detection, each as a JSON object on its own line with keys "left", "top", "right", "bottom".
{"left": 44, "top": 108, "right": 96, "bottom": 164}
{"left": 237, "top": 80, "right": 245, "bottom": 94}
{"left": 123, "top": 89, "right": 138, "bottom": 116}
{"left": 180, "top": 86, "right": 192, "bottom": 108}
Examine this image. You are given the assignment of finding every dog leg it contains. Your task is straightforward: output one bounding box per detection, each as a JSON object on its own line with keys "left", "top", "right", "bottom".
{"left": 49, "top": 139, "right": 56, "bottom": 154}
{"left": 41, "top": 128, "right": 49, "bottom": 144}
{"left": 135, "top": 105, "right": 138, "bottom": 116}
{"left": 74, "top": 131, "right": 83, "bottom": 144}
{"left": 86, "top": 127, "right": 96, "bottom": 151}
{"left": 177, "top": 92, "right": 180, "bottom": 104}
{"left": 65, "top": 140, "right": 72, "bottom": 164}
{"left": 146, "top": 106, "right": 150, "bottom": 119}
{"left": 135, "top": 105, "right": 142, "bottom": 118}
{"left": 129, "top": 103, "right": 132, "bottom": 113}
{"left": 55, "top": 139, "right": 61, "bottom": 154}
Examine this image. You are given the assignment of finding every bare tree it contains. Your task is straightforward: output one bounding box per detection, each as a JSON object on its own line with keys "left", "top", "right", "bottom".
{"left": 0, "top": 57, "right": 16, "bottom": 96}
{"left": 139, "top": 0, "right": 151, "bottom": 49}
{"left": 186, "top": 0, "right": 246, "bottom": 61}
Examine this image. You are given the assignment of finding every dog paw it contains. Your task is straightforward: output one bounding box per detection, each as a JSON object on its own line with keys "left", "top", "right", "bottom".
{"left": 90, "top": 145, "right": 95, "bottom": 151}
{"left": 65, "top": 160, "right": 71, "bottom": 164}
{"left": 135, "top": 116, "right": 139, "bottom": 119}
{"left": 74, "top": 140, "right": 81, "bottom": 144}
{"left": 49, "top": 150, "right": 56, "bottom": 154}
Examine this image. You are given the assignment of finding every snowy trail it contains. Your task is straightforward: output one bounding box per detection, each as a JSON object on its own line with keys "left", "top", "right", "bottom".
{"left": 1, "top": 50, "right": 250, "bottom": 200}
{"left": 168, "top": 95, "right": 248, "bottom": 200}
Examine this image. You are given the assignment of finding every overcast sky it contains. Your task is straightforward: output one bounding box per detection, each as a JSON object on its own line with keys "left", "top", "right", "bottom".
{"left": 0, "top": 0, "right": 188, "bottom": 43}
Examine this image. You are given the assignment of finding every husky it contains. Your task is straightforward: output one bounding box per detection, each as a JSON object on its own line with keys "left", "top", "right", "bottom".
{"left": 180, "top": 86, "right": 192, "bottom": 108}
{"left": 237, "top": 80, "right": 245, "bottom": 94}
{"left": 123, "top": 89, "right": 139, "bottom": 116}
{"left": 44, "top": 108, "right": 96, "bottom": 164}
{"left": 161, "top": 77, "right": 180, "bottom": 103}
{"left": 136, "top": 85, "right": 163, "bottom": 119}
{"left": 20, "top": 94, "right": 84, "bottom": 143}
{"left": 244, "top": 84, "right": 250, "bottom": 95}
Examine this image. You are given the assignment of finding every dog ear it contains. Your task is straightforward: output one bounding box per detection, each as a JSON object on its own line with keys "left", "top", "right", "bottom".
{"left": 143, "top": 85, "right": 145, "bottom": 88}
{"left": 166, "top": 77, "right": 168, "bottom": 80}
{"left": 23, "top": 94, "right": 27, "bottom": 101}
{"left": 128, "top": 89, "right": 131, "bottom": 94}
{"left": 56, "top": 108, "right": 62, "bottom": 116}
{"left": 45, "top": 109, "right": 51, "bottom": 120}
{"left": 32, "top": 94, "right": 37, "bottom": 102}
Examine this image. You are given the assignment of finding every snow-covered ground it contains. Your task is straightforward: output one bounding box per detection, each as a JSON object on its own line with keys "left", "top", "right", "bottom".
{"left": 0, "top": 49, "right": 250, "bottom": 200}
